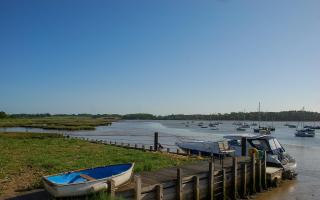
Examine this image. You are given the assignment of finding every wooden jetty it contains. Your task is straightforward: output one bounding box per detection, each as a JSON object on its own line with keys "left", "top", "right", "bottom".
{"left": 104, "top": 155, "right": 273, "bottom": 200}
{"left": 65, "top": 133, "right": 285, "bottom": 200}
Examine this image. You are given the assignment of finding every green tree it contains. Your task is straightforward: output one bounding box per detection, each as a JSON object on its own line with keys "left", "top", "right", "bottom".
{"left": 0, "top": 111, "right": 7, "bottom": 118}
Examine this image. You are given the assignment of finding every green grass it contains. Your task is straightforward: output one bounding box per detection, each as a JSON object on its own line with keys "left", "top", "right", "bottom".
{"left": 0, "top": 132, "right": 193, "bottom": 197}
{"left": 0, "top": 116, "right": 115, "bottom": 130}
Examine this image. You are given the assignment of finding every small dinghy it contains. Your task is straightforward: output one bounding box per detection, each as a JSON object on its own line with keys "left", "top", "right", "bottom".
{"left": 43, "top": 163, "right": 134, "bottom": 198}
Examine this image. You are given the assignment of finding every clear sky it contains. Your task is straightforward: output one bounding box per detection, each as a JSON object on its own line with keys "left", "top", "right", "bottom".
{"left": 0, "top": 0, "right": 319, "bottom": 115}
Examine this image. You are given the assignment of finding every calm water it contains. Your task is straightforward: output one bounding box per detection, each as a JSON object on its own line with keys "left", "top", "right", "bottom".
{"left": 2, "top": 120, "right": 320, "bottom": 199}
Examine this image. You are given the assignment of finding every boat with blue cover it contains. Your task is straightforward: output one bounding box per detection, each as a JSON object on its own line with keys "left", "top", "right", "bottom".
{"left": 43, "top": 163, "right": 134, "bottom": 197}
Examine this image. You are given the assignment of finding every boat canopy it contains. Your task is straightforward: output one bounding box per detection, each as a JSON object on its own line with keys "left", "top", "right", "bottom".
{"left": 223, "top": 134, "right": 262, "bottom": 140}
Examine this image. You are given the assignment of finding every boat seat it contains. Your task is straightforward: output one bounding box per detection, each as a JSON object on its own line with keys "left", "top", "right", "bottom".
{"left": 80, "top": 174, "right": 96, "bottom": 181}
{"left": 218, "top": 141, "right": 235, "bottom": 154}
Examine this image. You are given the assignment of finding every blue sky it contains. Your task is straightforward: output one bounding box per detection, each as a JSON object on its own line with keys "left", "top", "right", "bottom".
{"left": 0, "top": 0, "right": 319, "bottom": 114}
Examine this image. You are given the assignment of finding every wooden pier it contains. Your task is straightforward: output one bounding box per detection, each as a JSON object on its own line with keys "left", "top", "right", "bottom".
{"left": 103, "top": 154, "right": 272, "bottom": 200}
{"left": 69, "top": 133, "right": 284, "bottom": 200}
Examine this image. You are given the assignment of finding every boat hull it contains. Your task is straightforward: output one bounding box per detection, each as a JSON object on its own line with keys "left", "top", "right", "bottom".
{"left": 43, "top": 163, "right": 134, "bottom": 198}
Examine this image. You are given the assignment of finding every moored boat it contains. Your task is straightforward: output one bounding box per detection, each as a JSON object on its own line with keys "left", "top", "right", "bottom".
{"left": 295, "top": 128, "right": 315, "bottom": 137}
{"left": 176, "top": 134, "right": 297, "bottom": 177}
{"left": 236, "top": 126, "right": 246, "bottom": 131}
{"left": 288, "top": 124, "right": 297, "bottom": 128}
{"left": 43, "top": 163, "right": 134, "bottom": 198}
{"left": 253, "top": 127, "right": 271, "bottom": 135}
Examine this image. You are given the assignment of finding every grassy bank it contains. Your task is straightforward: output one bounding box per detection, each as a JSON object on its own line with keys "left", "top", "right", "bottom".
{"left": 0, "top": 116, "right": 116, "bottom": 131}
{"left": 0, "top": 132, "right": 192, "bottom": 197}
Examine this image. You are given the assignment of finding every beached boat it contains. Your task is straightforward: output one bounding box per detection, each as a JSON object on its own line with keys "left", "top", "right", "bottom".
{"left": 43, "top": 163, "right": 134, "bottom": 198}
{"left": 288, "top": 124, "right": 297, "bottom": 128}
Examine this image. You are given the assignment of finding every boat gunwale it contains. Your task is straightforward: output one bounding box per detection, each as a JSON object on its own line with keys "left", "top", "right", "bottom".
{"left": 43, "top": 163, "right": 134, "bottom": 187}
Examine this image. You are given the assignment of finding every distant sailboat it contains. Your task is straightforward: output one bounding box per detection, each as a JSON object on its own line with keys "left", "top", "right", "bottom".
{"left": 253, "top": 102, "right": 271, "bottom": 135}
{"left": 295, "top": 107, "right": 315, "bottom": 137}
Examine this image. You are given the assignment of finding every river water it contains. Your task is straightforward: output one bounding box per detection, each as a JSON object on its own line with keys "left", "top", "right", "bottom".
{"left": 2, "top": 120, "right": 320, "bottom": 199}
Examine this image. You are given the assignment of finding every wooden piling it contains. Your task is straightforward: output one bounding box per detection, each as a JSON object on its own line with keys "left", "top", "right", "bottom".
{"left": 251, "top": 152, "right": 256, "bottom": 194}
{"left": 107, "top": 179, "right": 115, "bottom": 198}
{"left": 242, "top": 163, "right": 247, "bottom": 198}
{"left": 209, "top": 159, "right": 215, "bottom": 200}
{"left": 222, "top": 169, "right": 227, "bottom": 200}
{"left": 241, "top": 137, "right": 247, "bottom": 156}
{"left": 233, "top": 157, "right": 238, "bottom": 199}
{"left": 154, "top": 132, "right": 159, "bottom": 151}
{"left": 263, "top": 151, "right": 267, "bottom": 190}
{"left": 134, "top": 175, "right": 141, "bottom": 200}
{"left": 257, "top": 158, "right": 262, "bottom": 192}
{"left": 177, "top": 168, "right": 183, "bottom": 200}
{"left": 193, "top": 176, "right": 200, "bottom": 200}
{"left": 156, "top": 184, "right": 163, "bottom": 200}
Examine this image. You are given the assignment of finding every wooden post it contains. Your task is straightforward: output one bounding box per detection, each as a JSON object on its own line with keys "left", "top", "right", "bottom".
{"left": 233, "top": 157, "right": 238, "bottom": 199}
{"left": 209, "top": 159, "right": 215, "bottom": 200}
{"left": 193, "top": 176, "right": 200, "bottom": 200}
{"left": 109, "top": 141, "right": 112, "bottom": 144}
{"left": 222, "top": 169, "right": 227, "bottom": 200}
{"left": 198, "top": 151, "right": 201, "bottom": 157}
{"left": 241, "top": 137, "right": 247, "bottom": 156}
{"left": 242, "top": 163, "right": 247, "bottom": 198}
{"left": 107, "top": 179, "right": 115, "bottom": 198}
{"left": 257, "top": 158, "right": 262, "bottom": 192}
{"left": 135, "top": 144, "right": 138, "bottom": 149}
{"left": 167, "top": 148, "right": 170, "bottom": 153}
{"left": 154, "top": 132, "right": 159, "bottom": 151}
{"left": 121, "top": 142, "right": 124, "bottom": 146}
{"left": 177, "top": 149, "right": 180, "bottom": 155}
{"left": 127, "top": 143, "right": 130, "bottom": 148}
{"left": 188, "top": 149, "right": 191, "bottom": 156}
{"left": 177, "top": 168, "right": 183, "bottom": 200}
{"left": 142, "top": 145, "right": 145, "bottom": 151}
{"left": 251, "top": 152, "right": 256, "bottom": 194}
{"left": 156, "top": 184, "right": 163, "bottom": 200}
{"left": 263, "top": 151, "right": 267, "bottom": 190}
{"left": 134, "top": 175, "right": 141, "bottom": 200}
{"left": 150, "top": 146, "right": 153, "bottom": 151}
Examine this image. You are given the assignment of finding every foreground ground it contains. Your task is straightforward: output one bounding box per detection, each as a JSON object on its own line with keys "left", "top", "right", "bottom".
{"left": 0, "top": 132, "right": 192, "bottom": 197}
{"left": 0, "top": 116, "right": 116, "bottom": 130}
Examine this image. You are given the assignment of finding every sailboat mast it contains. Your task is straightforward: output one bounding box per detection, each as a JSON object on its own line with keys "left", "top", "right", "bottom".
{"left": 258, "top": 102, "right": 261, "bottom": 128}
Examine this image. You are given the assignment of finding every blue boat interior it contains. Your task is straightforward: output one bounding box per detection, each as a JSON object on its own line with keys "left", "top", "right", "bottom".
{"left": 46, "top": 163, "right": 132, "bottom": 184}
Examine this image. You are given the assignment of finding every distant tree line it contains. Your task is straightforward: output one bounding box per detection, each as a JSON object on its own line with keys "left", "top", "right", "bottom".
{"left": 1, "top": 111, "right": 320, "bottom": 121}
{"left": 122, "top": 111, "right": 320, "bottom": 121}
{"left": 0, "top": 112, "right": 121, "bottom": 119}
